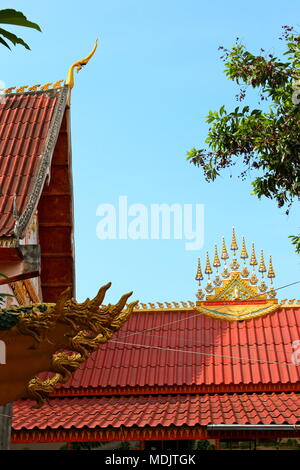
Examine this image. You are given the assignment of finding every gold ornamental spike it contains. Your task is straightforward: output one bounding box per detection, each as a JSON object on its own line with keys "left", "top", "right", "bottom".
{"left": 28, "top": 84, "right": 41, "bottom": 92}
{"left": 213, "top": 245, "right": 221, "bottom": 270}
{"left": 53, "top": 80, "right": 64, "bottom": 88}
{"left": 65, "top": 39, "right": 98, "bottom": 90}
{"left": 205, "top": 252, "right": 213, "bottom": 278}
{"left": 250, "top": 243, "right": 258, "bottom": 268}
{"left": 258, "top": 250, "right": 266, "bottom": 277}
{"left": 40, "top": 83, "right": 52, "bottom": 91}
{"left": 4, "top": 87, "right": 15, "bottom": 94}
{"left": 230, "top": 227, "right": 238, "bottom": 253}
{"left": 16, "top": 85, "right": 28, "bottom": 93}
{"left": 195, "top": 258, "right": 204, "bottom": 284}
{"left": 221, "top": 237, "right": 229, "bottom": 262}
{"left": 267, "top": 256, "right": 275, "bottom": 284}
{"left": 240, "top": 237, "right": 248, "bottom": 262}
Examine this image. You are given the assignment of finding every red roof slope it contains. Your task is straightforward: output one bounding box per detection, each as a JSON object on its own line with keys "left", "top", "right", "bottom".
{"left": 56, "top": 307, "right": 300, "bottom": 391}
{"left": 12, "top": 392, "right": 300, "bottom": 430}
{"left": 0, "top": 88, "right": 68, "bottom": 237}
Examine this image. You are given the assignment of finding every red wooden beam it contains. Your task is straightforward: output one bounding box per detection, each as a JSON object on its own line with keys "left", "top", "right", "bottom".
{"left": 0, "top": 271, "right": 39, "bottom": 286}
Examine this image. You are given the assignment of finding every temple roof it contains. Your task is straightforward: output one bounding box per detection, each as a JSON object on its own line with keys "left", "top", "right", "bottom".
{"left": 43, "top": 306, "right": 300, "bottom": 393}
{"left": 0, "top": 86, "right": 68, "bottom": 239}
{"left": 12, "top": 303, "right": 300, "bottom": 442}
{"left": 0, "top": 40, "right": 98, "bottom": 244}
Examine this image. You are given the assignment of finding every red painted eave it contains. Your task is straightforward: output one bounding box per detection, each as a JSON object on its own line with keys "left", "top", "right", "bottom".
{"left": 0, "top": 247, "right": 22, "bottom": 261}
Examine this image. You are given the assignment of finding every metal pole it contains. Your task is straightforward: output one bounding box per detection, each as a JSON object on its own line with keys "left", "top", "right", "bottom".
{"left": 0, "top": 403, "right": 12, "bottom": 450}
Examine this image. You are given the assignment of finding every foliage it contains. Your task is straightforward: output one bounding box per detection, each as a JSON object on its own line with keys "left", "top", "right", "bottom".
{"left": 194, "top": 439, "right": 215, "bottom": 450}
{"left": 289, "top": 234, "right": 300, "bottom": 254}
{"left": 0, "top": 9, "right": 41, "bottom": 50}
{"left": 187, "top": 26, "right": 300, "bottom": 250}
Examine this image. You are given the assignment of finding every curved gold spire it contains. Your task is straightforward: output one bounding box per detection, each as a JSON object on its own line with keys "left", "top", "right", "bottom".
{"left": 267, "top": 256, "right": 275, "bottom": 284}
{"left": 221, "top": 237, "right": 229, "bottom": 263}
{"left": 65, "top": 39, "right": 98, "bottom": 90}
{"left": 213, "top": 245, "right": 221, "bottom": 270}
{"left": 195, "top": 258, "right": 204, "bottom": 285}
{"left": 258, "top": 250, "right": 266, "bottom": 277}
{"left": 230, "top": 227, "right": 238, "bottom": 253}
{"left": 250, "top": 243, "right": 258, "bottom": 268}
{"left": 205, "top": 252, "right": 213, "bottom": 278}
{"left": 240, "top": 237, "right": 248, "bottom": 263}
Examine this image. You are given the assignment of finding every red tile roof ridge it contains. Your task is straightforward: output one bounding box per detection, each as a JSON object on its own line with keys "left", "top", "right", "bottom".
{"left": 1, "top": 83, "right": 65, "bottom": 96}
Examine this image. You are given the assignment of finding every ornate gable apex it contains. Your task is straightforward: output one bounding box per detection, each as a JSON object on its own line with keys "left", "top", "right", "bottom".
{"left": 195, "top": 228, "right": 279, "bottom": 321}
{"left": 208, "top": 272, "right": 259, "bottom": 302}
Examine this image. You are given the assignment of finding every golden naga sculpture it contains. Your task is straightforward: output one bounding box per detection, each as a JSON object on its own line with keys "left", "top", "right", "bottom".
{"left": 0, "top": 282, "right": 137, "bottom": 407}
{"left": 65, "top": 39, "right": 98, "bottom": 89}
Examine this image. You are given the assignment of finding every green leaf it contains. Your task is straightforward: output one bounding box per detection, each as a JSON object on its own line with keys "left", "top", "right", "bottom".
{"left": 186, "top": 148, "right": 198, "bottom": 160}
{"left": 0, "top": 28, "right": 30, "bottom": 49}
{"left": 0, "top": 9, "right": 41, "bottom": 31}
{"left": 288, "top": 235, "right": 300, "bottom": 254}
{"left": 0, "top": 35, "right": 10, "bottom": 49}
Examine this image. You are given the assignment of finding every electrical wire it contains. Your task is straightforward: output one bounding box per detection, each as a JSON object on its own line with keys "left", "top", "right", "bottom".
{"left": 116, "top": 279, "right": 300, "bottom": 341}
{"left": 72, "top": 278, "right": 300, "bottom": 377}
{"left": 126, "top": 329, "right": 298, "bottom": 356}
{"left": 109, "top": 338, "right": 299, "bottom": 367}
{"left": 40, "top": 278, "right": 300, "bottom": 387}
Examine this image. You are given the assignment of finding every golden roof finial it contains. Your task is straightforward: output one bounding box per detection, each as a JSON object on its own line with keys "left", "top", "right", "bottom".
{"left": 240, "top": 237, "right": 248, "bottom": 263}
{"left": 195, "top": 258, "right": 203, "bottom": 285}
{"left": 205, "top": 252, "right": 213, "bottom": 278}
{"left": 16, "top": 85, "right": 28, "bottom": 93}
{"left": 213, "top": 245, "right": 221, "bottom": 270}
{"left": 53, "top": 80, "right": 64, "bottom": 88}
{"left": 230, "top": 226, "right": 238, "bottom": 253}
{"left": 28, "top": 84, "right": 41, "bottom": 92}
{"left": 258, "top": 250, "right": 266, "bottom": 277}
{"left": 4, "top": 87, "right": 15, "bottom": 94}
{"left": 65, "top": 39, "right": 98, "bottom": 90}
{"left": 221, "top": 237, "right": 229, "bottom": 263}
{"left": 267, "top": 256, "right": 275, "bottom": 284}
{"left": 250, "top": 243, "right": 258, "bottom": 268}
{"left": 40, "top": 83, "right": 52, "bottom": 91}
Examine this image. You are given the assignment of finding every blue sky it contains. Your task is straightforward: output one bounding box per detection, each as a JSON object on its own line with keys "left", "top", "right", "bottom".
{"left": 3, "top": 0, "right": 300, "bottom": 303}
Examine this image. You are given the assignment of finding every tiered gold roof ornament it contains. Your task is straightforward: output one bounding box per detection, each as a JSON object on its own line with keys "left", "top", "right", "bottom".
{"left": 195, "top": 227, "right": 278, "bottom": 321}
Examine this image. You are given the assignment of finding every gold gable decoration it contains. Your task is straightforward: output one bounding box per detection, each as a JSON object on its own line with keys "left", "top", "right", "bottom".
{"left": 0, "top": 283, "right": 138, "bottom": 407}
{"left": 195, "top": 228, "right": 278, "bottom": 320}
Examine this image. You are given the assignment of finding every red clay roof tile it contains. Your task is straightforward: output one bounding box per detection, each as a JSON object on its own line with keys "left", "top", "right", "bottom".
{"left": 0, "top": 88, "right": 67, "bottom": 237}
{"left": 48, "top": 307, "right": 300, "bottom": 391}
{"left": 12, "top": 392, "right": 300, "bottom": 430}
